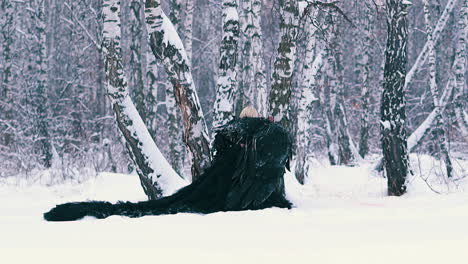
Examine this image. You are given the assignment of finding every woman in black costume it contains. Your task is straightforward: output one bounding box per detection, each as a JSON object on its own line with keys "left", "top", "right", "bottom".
{"left": 44, "top": 107, "right": 292, "bottom": 221}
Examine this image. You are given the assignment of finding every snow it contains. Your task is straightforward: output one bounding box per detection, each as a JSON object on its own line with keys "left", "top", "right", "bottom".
{"left": 298, "top": 1, "right": 308, "bottom": 17}
{"left": 1, "top": 155, "right": 468, "bottom": 264}
{"left": 380, "top": 120, "right": 391, "bottom": 130}
{"left": 402, "top": 0, "right": 413, "bottom": 5}
{"left": 121, "top": 95, "right": 188, "bottom": 195}
{"left": 223, "top": 6, "right": 239, "bottom": 22}
{"left": 404, "top": 0, "right": 457, "bottom": 90}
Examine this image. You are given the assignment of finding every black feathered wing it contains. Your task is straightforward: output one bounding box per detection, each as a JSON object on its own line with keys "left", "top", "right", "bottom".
{"left": 44, "top": 118, "right": 292, "bottom": 221}
{"left": 224, "top": 122, "right": 291, "bottom": 210}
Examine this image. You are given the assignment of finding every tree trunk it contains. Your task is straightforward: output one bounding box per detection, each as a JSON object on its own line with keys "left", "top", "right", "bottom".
{"left": 0, "top": 0, "right": 14, "bottom": 146}
{"left": 145, "top": 0, "right": 212, "bottom": 180}
{"left": 29, "top": 0, "right": 52, "bottom": 168}
{"left": 238, "top": 0, "right": 268, "bottom": 116}
{"left": 166, "top": 0, "right": 187, "bottom": 178}
{"left": 404, "top": 0, "right": 459, "bottom": 91}
{"left": 381, "top": 0, "right": 411, "bottom": 196}
{"left": 145, "top": 46, "right": 159, "bottom": 140}
{"left": 213, "top": 0, "right": 240, "bottom": 128}
{"left": 423, "top": 0, "right": 453, "bottom": 178}
{"left": 295, "top": 8, "right": 322, "bottom": 183}
{"left": 182, "top": 0, "right": 193, "bottom": 65}
{"left": 103, "top": 0, "right": 185, "bottom": 199}
{"left": 453, "top": 0, "right": 467, "bottom": 139}
{"left": 356, "top": 2, "right": 373, "bottom": 158}
{"left": 321, "top": 13, "right": 358, "bottom": 166}
{"left": 269, "top": 0, "right": 299, "bottom": 128}
{"left": 127, "top": 0, "right": 147, "bottom": 123}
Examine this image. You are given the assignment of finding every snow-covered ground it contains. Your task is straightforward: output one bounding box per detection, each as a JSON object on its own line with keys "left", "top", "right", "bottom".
{"left": 1, "top": 154, "right": 467, "bottom": 264}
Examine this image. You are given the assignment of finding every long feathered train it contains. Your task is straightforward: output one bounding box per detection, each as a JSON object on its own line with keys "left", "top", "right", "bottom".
{"left": 44, "top": 117, "right": 293, "bottom": 221}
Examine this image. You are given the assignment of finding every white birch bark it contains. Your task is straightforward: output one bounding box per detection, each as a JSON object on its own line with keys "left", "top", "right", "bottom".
{"left": 182, "top": 0, "right": 193, "bottom": 65}
{"left": 239, "top": 0, "right": 267, "bottom": 116}
{"left": 145, "top": 0, "right": 212, "bottom": 180}
{"left": 422, "top": 0, "right": 453, "bottom": 178}
{"left": 269, "top": 0, "right": 299, "bottom": 127}
{"left": 127, "top": 0, "right": 147, "bottom": 123}
{"left": 454, "top": 0, "right": 467, "bottom": 139}
{"left": 103, "top": 0, "right": 186, "bottom": 199}
{"left": 0, "top": 0, "right": 14, "bottom": 146}
{"left": 213, "top": 0, "right": 240, "bottom": 128}
{"left": 404, "top": 0, "right": 459, "bottom": 91}
{"left": 165, "top": 0, "right": 187, "bottom": 178}
{"left": 169, "top": 0, "right": 182, "bottom": 31}
{"left": 145, "top": 47, "right": 159, "bottom": 139}
{"left": 295, "top": 10, "right": 322, "bottom": 183}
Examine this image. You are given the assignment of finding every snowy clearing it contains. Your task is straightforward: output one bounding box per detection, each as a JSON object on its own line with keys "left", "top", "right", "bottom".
{"left": 1, "top": 155, "right": 467, "bottom": 264}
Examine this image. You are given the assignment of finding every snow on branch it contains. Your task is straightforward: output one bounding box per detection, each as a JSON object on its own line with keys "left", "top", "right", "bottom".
{"left": 404, "top": 0, "right": 458, "bottom": 91}
{"left": 102, "top": 0, "right": 186, "bottom": 199}
{"left": 144, "top": 0, "right": 212, "bottom": 180}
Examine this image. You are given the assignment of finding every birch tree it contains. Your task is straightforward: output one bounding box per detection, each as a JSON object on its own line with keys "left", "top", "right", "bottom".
{"left": 374, "top": 0, "right": 465, "bottom": 172}
{"left": 145, "top": 0, "right": 211, "bottom": 180}
{"left": 453, "top": 0, "right": 467, "bottom": 138}
{"left": 404, "top": 0, "right": 459, "bottom": 91}
{"left": 213, "top": 0, "right": 240, "bottom": 128}
{"left": 356, "top": 2, "right": 373, "bottom": 158}
{"left": 422, "top": 0, "right": 453, "bottom": 178}
{"left": 145, "top": 37, "right": 159, "bottom": 140}
{"left": 381, "top": 0, "right": 411, "bottom": 196}
{"left": 239, "top": 0, "right": 268, "bottom": 116}
{"left": 126, "top": 0, "right": 147, "bottom": 123}
{"left": 27, "top": 0, "right": 53, "bottom": 168}
{"left": 182, "top": 0, "right": 194, "bottom": 65}
{"left": 269, "top": 0, "right": 299, "bottom": 128}
{"left": 166, "top": 0, "right": 187, "bottom": 177}
{"left": 322, "top": 12, "right": 360, "bottom": 166}
{"left": 295, "top": 7, "right": 323, "bottom": 183}
{"left": 0, "top": 0, "right": 14, "bottom": 146}
{"left": 102, "top": 0, "right": 185, "bottom": 199}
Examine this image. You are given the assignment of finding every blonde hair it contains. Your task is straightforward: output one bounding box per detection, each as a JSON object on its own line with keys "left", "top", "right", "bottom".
{"left": 239, "top": 106, "right": 259, "bottom": 118}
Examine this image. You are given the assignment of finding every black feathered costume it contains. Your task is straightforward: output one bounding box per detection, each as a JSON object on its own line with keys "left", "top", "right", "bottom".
{"left": 44, "top": 117, "right": 292, "bottom": 221}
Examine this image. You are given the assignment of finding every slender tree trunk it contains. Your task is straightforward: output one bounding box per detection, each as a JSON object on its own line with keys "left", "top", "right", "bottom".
{"left": 28, "top": 0, "right": 53, "bottom": 168}
{"left": 145, "top": 47, "right": 159, "bottom": 140}
{"left": 269, "top": 0, "right": 299, "bottom": 128}
{"left": 453, "top": 0, "right": 467, "bottom": 138}
{"left": 166, "top": 0, "right": 187, "bottom": 178}
{"left": 357, "top": 2, "right": 373, "bottom": 158}
{"left": 169, "top": 0, "right": 182, "bottom": 29}
{"left": 102, "top": 0, "right": 185, "bottom": 199}
{"left": 238, "top": 0, "right": 268, "bottom": 116}
{"left": 295, "top": 9, "right": 322, "bottom": 183}
{"left": 404, "top": 0, "right": 459, "bottom": 91}
{"left": 0, "top": 0, "right": 14, "bottom": 146}
{"left": 183, "top": 0, "right": 193, "bottom": 65}
{"left": 423, "top": 0, "right": 453, "bottom": 178}
{"left": 213, "top": 0, "right": 240, "bottom": 128}
{"left": 145, "top": 0, "right": 212, "bottom": 180}
{"left": 319, "top": 14, "right": 339, "bottom": 165}
{"left": 381, "top": 0, "right": 411, "bottom": 196}
{"left": 321, "top": 13, "right": 358, "bottom": 166}
{"left": 128, "top": 0, "right": 147, "bottom": 123}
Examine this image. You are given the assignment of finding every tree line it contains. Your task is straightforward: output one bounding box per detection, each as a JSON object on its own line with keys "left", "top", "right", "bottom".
{"left": 0, "top": 0, "right": 466, "bottom": 196}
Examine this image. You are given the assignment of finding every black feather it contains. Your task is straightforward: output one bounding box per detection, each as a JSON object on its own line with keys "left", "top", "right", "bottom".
{"left": 44, "top": 117, "right": 293, "bottom": 221}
